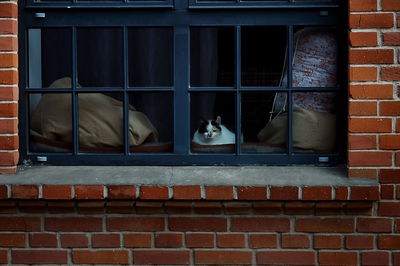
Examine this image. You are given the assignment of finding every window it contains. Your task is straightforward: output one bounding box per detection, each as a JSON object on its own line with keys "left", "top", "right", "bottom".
{"left": 20, "top": 0, "right": 346, "bottom": 165}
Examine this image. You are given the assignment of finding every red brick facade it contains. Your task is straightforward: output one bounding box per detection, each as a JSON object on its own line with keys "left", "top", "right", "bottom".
{"left": 0, "top": 0, "right": 399, "bottom": 264}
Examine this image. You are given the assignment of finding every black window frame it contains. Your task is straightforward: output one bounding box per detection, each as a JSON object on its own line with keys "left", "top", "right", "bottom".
{"left": 19, "top": 0, "right": 348, "bottom": 166}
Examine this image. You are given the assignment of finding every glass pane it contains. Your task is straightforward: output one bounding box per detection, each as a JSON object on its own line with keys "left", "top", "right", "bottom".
{"left": 241, "top": 92, "right": 287, "bottom": 153}
{"left": 78, "top": 93, "right": 124, "bottom": 153}
{"left": 292, "top": 92, "right": 337, "bottom": 153}
{"left": 292, "top": 27, "right": 338, "bottom": 88}
{"left": 129, "top": 92, "right": 173, "bottom": 153}
{"left": 191, "top": 92, "right": 235, "bottom": 153}
{"left": 77, "top": 28, "right": 123, "bottom": 87}
{"left": 190, "top": 27, "right": 235, "bottom": 87}
{"left": 28, "top": 28, "right": 72, "bottom": 88}
{"left": 241, "top": 26, "right": 287, "bottom": 87}
{"left": 128, "top": 27, "right": 173, "bottom": 87}
{"left": 30, "top": 93, "right": 73, "bottom": 153}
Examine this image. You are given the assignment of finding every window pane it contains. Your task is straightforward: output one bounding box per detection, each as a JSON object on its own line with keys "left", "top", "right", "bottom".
{"left": 129, "top": 92, "right": 173, "bottom": 153}
{"left": 190, "top": 27, "right": 235, "bottom": 87}
{"left": 128, "top": 27, "right": 173, "bottom": 87}
{"left": 242, "top": 92, "right": 287, "bottom": 153}
{"left": 30, "top": 93, "right": 73, "bottom": 153}
{"left": 241, "top": 26, "right": 287, "bottom": 87}
{"left": 292, "top": 27, "right": 338, "bottom": 88}
{"left": 77, "top": 28, "right": 123, "bottom": 87}
{"left": 28, "top": 28, "right": 72, "bottom": 88}
{"left": 191, "top": 92, "right": 236, "bottom": 153}
{"left": 292, "top": 92, "right": 338, "bottom": 153}
{"left": 78, "top": 93, "right": 124, "bottom": 153}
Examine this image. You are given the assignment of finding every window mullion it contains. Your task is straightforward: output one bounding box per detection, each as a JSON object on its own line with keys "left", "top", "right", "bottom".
{"left": 287, "top": 25, "right": 293, "bottom": 156}
{"left": 72, "top": 26, "right": 78, "bottom": 156}
{"left": 235, "top": 26, "right": 241, "bottom": 155}
{"left": 123, "top": 26, "right": 129, "bottom": 156}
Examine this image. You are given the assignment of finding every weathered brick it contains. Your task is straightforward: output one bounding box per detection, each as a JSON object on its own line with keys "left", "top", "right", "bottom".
{"left": 346, "top": 235, "right": 374, "bottom": 249}
{"left": 186, "top": 233, "right": 214, "bottom": 248}
{"left": 296, "top": 218, "right": 355, "bottom": 233}
{"left": 124, "top": 233, "right": 152, "bottom": 247}
{"left": 348, "top": 135, "right": 377, "bottom": 150}
{"left": 0, "top": 217, "right": 41, "bottom": 231}
{"left": 29, "top": 233, "right": 57, "bottom": 247}
{"left": 378, "top": 235, "right": 400, "bottom": 249}
{"left": 319, "top": 252, "right": 358, "bottom": 266}
{"left": 383, "top": 32, "right": 400, "bottom": 45}
{"left": 231, "top": 218, "right": 290, "bottom": 232}
{"left": 348, "top": 118, "right": 392, "bottom": 133}
{"left": 382, "top": 0, "right": 400, "bottom": 10}
{"left": 349, "top": 0, "right": 377, "bottom": 11}
{"left": 135, "top": 250, "right": 190, "bottom": 265}
{"left": 378, "top": 202, "right": 400, "bottom": 216}
{"left": 107, "top": 185, "right": 136, "bottom": 199}
{"left": 282, "top": 234, "right": 310, "bottom": 249}
{"left": 195, "top": 250, "right": 252, "bottom": 265}
{"left": 217, "top": 234, "right": 245, "bottom": 248}
{"left": 249, "top": 234, "right": 277, "bottom": 248}
{"left": 349, "top": 101, "right": 377, "bottom": 116}
{"left": 314, "top": 235, "right": 342, "bottom": 249}
{"left": 302, "top": 186, "right": 332, "bottom": 200}
{"left": 349, "top": 32, "right": 378, "bottom": 47}
{"left": 61, "top": 234, "right": 88, "bottom": 248}
{"left": 156, "top": 233, "right": 183, "bottom": 248}
{"left": 237, "top": 186, "right": 267, "bottom": 200}
{"left": 12, "top": 250, "right": 68, "bottom": 264}
{"left": 173, "top": 186, "right": 201, "bottom": 200}
{"left": 46, "top": 217, "right": 102, "bottom": 232}
{"left": 11, "top": 185, "right": 38, "bottom": 199}
{"left": 0, "top": 233, "right": 25, "bottom": 247}
{"left": 258, "top": 251, "right": 315, "bottom": 265}
{"left": 351, "top": 186, "right": 379, "bottom": 200}
{"left": 348, "top": 151, "right": 392, "bottom": 167}
{"left": 270, "top": 186, "right": 298, "bottom": 200}
{"left": 92, "top": 234, "right": 120, "bottom": 248}
{"left": 349, "top": 84, "right": 393, "bottom": 99}
{"left": 380, "top": 169, "right": 400, "bottom": 183}
{"left": 73, "top": 250, "right": 129, "bottom": 264}
{"left": 43, "top": 185, "right": 72, "bottom": 200}
{"left": 349, "top": 14, "right": 394, "bottom": 29}
{"left": 75, "top": 185, "right": 104, "bottom": 199}
{"left": 108, "top": 217, "right": 165, "bottom": 231}
{"left": 349, "top": 67, "right": 377, "bottom": 81}
{"left": 206, "top": 186, "right": 234, "bottom": 200}
{"left": 361, "top": 251, "right": 390, "bottom": 265}
{"left": 169, "top": 217, "right": 227, "bottom": 232}
{"left": 140, "top": 186, "right": 169, "bottom": 200}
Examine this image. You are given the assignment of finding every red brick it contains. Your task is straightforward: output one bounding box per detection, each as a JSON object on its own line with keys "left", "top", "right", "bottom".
{"left": 140, "top": 185, "right": 169, "bottom": 200}
{"left": 194, "top": 202, "right": 222, "bottom": 214}
{"left": 349, "top": 49, "right": 394, "bottom": 64}
{"left": 92, "top": 234, "right": 120, "bottom": 248}
{"left": 107, "top": 185, "right": 136, "bottom": 199}
{"left": 12, "top": 250, "right": 68, "bottom": 264}
{"left": 43, "top": 185, "right": 72, "bottom": 200}
{"left": 397, "top": 220, "right": 400, "bottom": 233}
{"left": 0, "top": 150, "right": 19, "bottom": 166}
{"left": 349, "top": 84, "right": 393, "bottom": 99}
{"left": 349, "top": 118, "right": 392, "bottom": 133}
{"left": 381, "top": 101, "right": 400, "bottom": 116}
{"left": 75, "top": 185, "right": 104, "bottom": 199}
{"left": 335, "top": 187, "right": 349, "bottom": 200}
{"left": 397, "top": 185, "right": 400, "bottom": 200}
{"left": 29, "top": 233, "right": 57, "bottom": 247}
{"left": 346, "top": 202, "right": 374, "bottom": 215}
{"left": 231, "top": 217, "right": 290, "bottom": 232}
{"left": 282, "top": 234, "right": 310, "bottom": 248}
{"left": 206, "top": 186, "right": 233, "bottom": 200}
{"left": 0, "top": 36, "right": 17, "bottom": 51}
{"left": 18, "top": 201, "right": 46, "bottom": 214}
{"left": 382, "top": 0, "right": 400, "bottom": 10}
{"left": 11, "top": 185, "right": 38, "bottom": 199}
{"left": 380, "top": 169, "right": 400, "bottom": 183}
{"left": 319, "top": 252, "right": 358, "bottom": 266}
{"left": 135, "top": 250, "right": 190, "bottom": 265}
{"left": 348, "top": 151, "right": 392, "bottom": 166}
{"left": 395, "top": 253, "right": 400, "bottom": 265}
{"left": 315, "top": 202, "right": 343, "bottom": 215}
{"left": 0, "top": 233, "right": 25, "bottom": 247}
{"left": 349, "top": 0, "right": 377, "bottom": 11}
{"left": 0, "top": 119, "right": 18, "bottom": 134}
{"left": 0, "top": 250, "right": 6, "bottom": 264}
{"left": 61, "top": 234, "right": 88, "bottom": 248}
{"left": 397, "top": 152, "right": 400, "bottom": 166}
{"left": 351, "top": 186, "right": 379, "bottom": 200}
{"left": 254, "top": 202, "right": 282, "bottom": 215}
{"left": 314, "top": 235, "right": 342, "bottom": 249}
{"left": 249, "top": 234, "right": 277, "bottom": 248}
{"left": 0, "top": 185, "right": 8, "bottom": 199}
{"left": 285, "top": 202, "right": 313, "bottom": 215}
{"left": 302, "top": 186, "right": 332, "bottom": 200}
{"left": 165, "top": 202, "right": 192, "bottom": 214}
{"left": 382, "top": 67, "right": 400, "bottom": 81}
{"left": 349, "top": 67, "right": 377, "bottom": 81}
{"left": 270, "top": 186, "right": 298, "bottom": 200}
{"left": 383, "top": 32, "right": 400, "bottom": 46}
{"left": 135, "top": 202, "right": 163, "bottom": 214}
{"left": 296, "top": 218, "right": 354, "bottom": 233}
{"left": 0, "top": 86, "right": 18, "bottom": 101}
{"left": 379, "top": 235, "right": 400, "bottom": 249}
{"left": 186, "top": 233, "right": 214, "bottom": 248}
{"left": 0, "top": 167, "right": 16, "bottom": 174}
{"left": 381, "top": 185, "right": 394, "bottom": 199}
{"left": 0, "top": 54, "right": 17, "bottom": 68}
{"left": 0, "top": 20, "right": 17, "bottom": 35}
{"left": 349, "top": 101, "right": 377, "bottom": 116}
{"left": 0, "top": 3, "right": 18, "bottom": 18}
{"left": 217, "top": 234, "right": 245, "bottom": 248}
{"left": 108, "top": 217, "right": 165, "bottom": 231}
{"left": 361, "top": 252, "right": 390, "bottom": 265}
{"left": 348, "top": 135, "right": 377, "bottom": 150}
{"left": 0, "top": 70, "right": 17, "bottom": 85}
{"left": 156, "top": 233, "right": 183, "bottom": 248}
{"left": 258, "top": 251, "right": 315, "bottom": 265}
{"left": 346, "top": 235, "right": 374, "bottom": 249}
{"left": 46, "top": 217, "right": 102, "bottom": 232}
{"left": 48, "top": 201, "right": 75, "bottom": 214}
{"left": 173, "top": 185, "right": 201, "bottom": 200}
{"left": 237, "top": 186, "right": 267, "bottom": 200}
{"left": 379, "top": 202, "right": 400, "bottom": 216}
{"left": 195, "top": 250, "right": 252, "bottom": 265}
{"left": 169, "top": 217, "right": 227, "bottom": 232}
{"left": 349, "top": 32, "right": 378, "bottom": 47}
{"left": 349, "top": 14, "right": 394, "bottom": 29}
{"left": 224, "top": 202, "right": 251, "bottom": 214}
{"left": 106, "top": 201, "right": 134, "bottom": 214}
{"left": 381, "top": 135, "right": 400, "bottom": 150}
{"left": 0, "top": 217, "right": 40, "bottom": 231}
{"left": 73, "top": 250, "right": 129, "bottom": 264}
{"left": 124, "top": 233, "right": 152, "bottom": 247}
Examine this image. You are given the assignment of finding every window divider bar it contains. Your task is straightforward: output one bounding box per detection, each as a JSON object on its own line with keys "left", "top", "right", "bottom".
{"left": 123, "top": 26, "right": 129, "bottom": 156}
{"left": 72, "top": 26, "right": 78, "bottom": 156}
{"left": 235, "top": 25, "right": 241, "bottom": 155}
{"left": 287, "top": 25, "right": 293, "bottom": 156}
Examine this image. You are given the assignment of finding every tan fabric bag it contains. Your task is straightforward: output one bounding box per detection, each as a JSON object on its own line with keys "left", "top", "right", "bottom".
{"left": 31, "top": 77, "right": 158, "bottom": 148}
{"left": 257, "top": 108, "right": 336, "bottom": 152}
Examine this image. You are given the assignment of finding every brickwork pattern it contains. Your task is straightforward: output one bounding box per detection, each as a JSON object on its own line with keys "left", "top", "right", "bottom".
{"left": 0, "top": 0, "right": 18, "bottom": 174}
{"left": 0, "top": 200, "right": 397, "bottom": 265}
{"left": 348, "top": 0, "right": 400, "bottom": 179}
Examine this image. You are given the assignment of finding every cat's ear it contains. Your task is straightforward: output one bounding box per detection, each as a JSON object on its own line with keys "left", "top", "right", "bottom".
{"left": 216, "top": 116, "right": 221, "bottom": 125}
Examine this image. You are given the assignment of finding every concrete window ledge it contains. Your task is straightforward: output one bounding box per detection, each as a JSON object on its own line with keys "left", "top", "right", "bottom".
{"left": 0, "top": 165, "right": 379, "bottom": 201}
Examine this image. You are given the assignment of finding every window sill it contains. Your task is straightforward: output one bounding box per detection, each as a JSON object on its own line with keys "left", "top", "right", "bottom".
{"left": 0, "top": 165, "right": 379, "bottom": 201}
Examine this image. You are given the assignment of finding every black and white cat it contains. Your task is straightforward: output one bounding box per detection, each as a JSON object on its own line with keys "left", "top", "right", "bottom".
{"left": 192, "top": 116, "right": 235, "bottom": 145}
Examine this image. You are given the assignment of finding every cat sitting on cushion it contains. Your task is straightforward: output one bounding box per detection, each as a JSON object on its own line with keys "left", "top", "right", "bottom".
{"left": 192, "top": 116, "right": 235, "bottom": 145}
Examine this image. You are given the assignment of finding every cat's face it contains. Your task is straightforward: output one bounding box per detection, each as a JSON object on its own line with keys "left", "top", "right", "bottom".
{"left": 198, "top": 116, "right": 222, "bottom": 139}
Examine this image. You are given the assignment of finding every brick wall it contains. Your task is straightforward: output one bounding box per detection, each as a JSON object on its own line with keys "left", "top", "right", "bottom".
{"left": 348, "top": 0, "right": 400, "bottom": 179}
{"left": 0, "top": 0, "right": 18, "bottom": 174}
